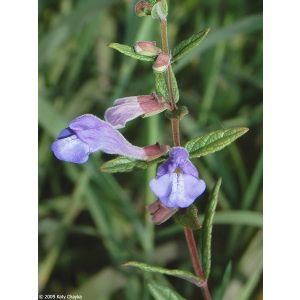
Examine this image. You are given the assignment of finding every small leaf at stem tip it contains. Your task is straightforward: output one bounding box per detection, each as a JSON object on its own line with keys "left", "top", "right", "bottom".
{"left": 135, "top": 0, "right": 153, "bottom": 17}
{"left": 100, "top": 156, "right": 165, "bottom": 173}
{"left": 109, "top": 43, "right": 155, "bottom": 62}
{"left": 201, "top": 178, "right": 222, "bottom": 280}
{"left": 172, "top": 28, "right": 211, "bottom": 63}
{"left": 123, "top": 261, "right": 204, "bottom": 287}
{"left": 174, "top": 205, "right": 202, "bottom": 230}
{"left": 185, "top": 127, "right": 249, "bottom": 158}
{"left": 151, "top": 0, "right": 168, "bottom": 20}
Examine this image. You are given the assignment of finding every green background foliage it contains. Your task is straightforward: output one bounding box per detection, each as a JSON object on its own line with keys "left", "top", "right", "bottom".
{"left": 38, "top": 0, "right": 262, "bottom": 299}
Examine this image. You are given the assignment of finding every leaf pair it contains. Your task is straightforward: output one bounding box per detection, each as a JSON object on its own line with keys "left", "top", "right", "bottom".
{"left": 101, "top": 127, "right": 248, "bottom": 173}
{"left": 110, "top": 28, "right": 210, "bottom": 64}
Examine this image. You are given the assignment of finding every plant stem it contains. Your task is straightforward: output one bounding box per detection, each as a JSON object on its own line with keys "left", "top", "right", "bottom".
{"left": 160, "top": 20, "right": 177, "bottom": 111}
{"left": 184, "top": 227, "right": 212, "bottom": 300}
{"left": 159, "top": 15, "right": 212, "bottom": 300}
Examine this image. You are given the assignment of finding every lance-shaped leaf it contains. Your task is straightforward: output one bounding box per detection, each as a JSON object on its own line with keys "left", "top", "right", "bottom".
{"left": 170, "top": 67, "right": 180, "bottom": 102}
{"left": 172, "top": 28, "right": 210, "bottom": 63}
{"left": 154, "top": 70, "right": 179, "bottom": 103}
{"left": 201, "top": 178, "right": 222, "bottom": 279}
{"left": 101, "top": 156, "right": 165, "bottom": 173}
{"left": 123, "top": 261, "right": 203, "bottom": 287}
{"left": 147, "top": 281, "right": 186, "bottom": 300}
{"left": 109, "top": 43, "right": 155, "bottom": 62}
{"left": 154, "top": 72, "right": 169, "bottom": 100}
{"left": 185, "top": 127, "right": 249, "bottom": 159}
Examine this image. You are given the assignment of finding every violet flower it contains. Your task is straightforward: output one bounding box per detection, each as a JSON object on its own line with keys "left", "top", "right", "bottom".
{"left": 104, "top": 94, "right": 170, "bottom": 129}
{"left": 51, "top": 114, "right": 169, "bottom": 164}
{"left": 149, "top": 147, "right": 206, "bottom": 208}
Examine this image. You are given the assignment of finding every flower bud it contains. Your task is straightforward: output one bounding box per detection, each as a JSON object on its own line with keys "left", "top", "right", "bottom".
{"left": 152, "top": 53, "right": 171, "bottom": 72}
{"left": 104, "top": 94, "right": 171, "bottom": 129}
{"left": 135, "top": 0, "right": 153, "bottom": 17}
{"left": 134, "top": 41, "right": 161, "bottom": 57}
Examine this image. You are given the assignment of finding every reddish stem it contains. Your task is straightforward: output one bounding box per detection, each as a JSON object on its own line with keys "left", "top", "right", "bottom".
{"left": 184, "top": 227, "right": 212, "bottom": 300}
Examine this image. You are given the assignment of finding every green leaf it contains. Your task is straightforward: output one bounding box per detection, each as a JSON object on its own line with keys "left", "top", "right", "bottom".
{"left": 174, "top": 205, "right": 202, "bottom": 230}
{"left": 123, "top": 261, "right": 202, "bottom": 287}
{"left": 147, "top": 281, "right": 186, "bottom": 300}
{"left": 151, "top": 0, "right": 168, "bottom": 20}
{"left": 170, "top": 67, "right": 179, "bottom": 102}
{"left": 185, "top": 128, "right": 249, "bottom": 158}
{"left": 154, "top": 69, "right": 179, "bottom": 103}
{"left": 100, "top": 156, "right": 164, "bottom": 173}
{"left": 172, "top": 28, "right": 210, "bottom": 63}
{"left": 109, "top": 43, "right": 155, "bottom": 62}
{"left": 154, "top": 72, "right": 169, "bottom": 100}
{"left": 202, "top": 178, "right": 222, "bottom": 279}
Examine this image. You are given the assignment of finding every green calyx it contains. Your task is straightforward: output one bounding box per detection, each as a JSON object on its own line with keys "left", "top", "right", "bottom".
{"left": 165, "top": 106, "right": 189, "bottom": 120}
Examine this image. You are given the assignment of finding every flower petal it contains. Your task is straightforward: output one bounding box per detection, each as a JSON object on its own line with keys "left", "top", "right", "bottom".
{"left": 104, "top": 98, "right": 143, "bottom": 129}
{"left": 149, "top": 174, "right": 172, "bottom": 199}
{"left": 179, "top": 159, "right": 199, "bottom": 177}
{"left": 105, "top": 95, "right": 170, "bottom": 129}
{"left": 156, "top": 159, "right": 176, "bottom": 177}
{"left": 69, "top": 114, "right": 169, "bottom": 160}
{"left": 51, "top": 134, "right": 90, "bottom": 164}
{"left": 169, "top": 147, "right": 189, "bottom": 163}
{"left": 182, "top": 174, "right": 206, "bottom": 205}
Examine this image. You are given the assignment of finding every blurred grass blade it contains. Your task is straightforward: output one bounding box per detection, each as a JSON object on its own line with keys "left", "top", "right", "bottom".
{"left": 77, "top": 267, "right": 126, "bottom": 300}
{"left": 39, "top": 0, "right": 120, "bottom": 65}
{"left": 213, "top": 262, "right": 232, "bottom": 300}
{"left": 174, "top": 14, "right": 263, "bottom": 72}
{"left": 109, "top": 43, "right": 155, "bottom": 62}
{"left": 223, "top": 231, "right": 262, "bottom": 300}
{"left": 123, "top": 261, "right": 202, "bottom": 287}
{"left": 148, "top": 281, "right": 186, "bottom": 300}
{"left": 226, "top": 151, "right": 263, "bottom": 254}
{"left": 38, "top": 96, "right": 67, "bottom": 138}
{"left": 201, "top": 178, "right": 222, "bottom": 279}
{"left": 185, "top": 128, "right": 249, "bottom": 158}
{"left": 172, "top": 28, "right": 210, "bottom": 63}
{"left": 206, "top": 211, "right": 263, "bottom": 227}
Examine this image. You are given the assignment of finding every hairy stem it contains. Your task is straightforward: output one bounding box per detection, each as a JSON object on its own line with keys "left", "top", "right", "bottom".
{"left": 184, "top": 227, "right": 212, "bottom": 300}
{"left": 159, "top": 14, "right": 212, "bottom": 300}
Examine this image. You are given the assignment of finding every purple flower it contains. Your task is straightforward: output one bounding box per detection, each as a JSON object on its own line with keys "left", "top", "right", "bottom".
{"left": 104, "top": 94, "right": 170, "bottom": 129}
{"left": 149, "top": 147, "right": 206, "bottom": 208}
{"left": 51, "top": 114, "right": 169, "bottom": 164}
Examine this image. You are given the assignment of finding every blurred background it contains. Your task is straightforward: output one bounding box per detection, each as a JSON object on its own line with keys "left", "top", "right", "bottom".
{"left": 38, "top": 0, "right": 262, "bottom": 299}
